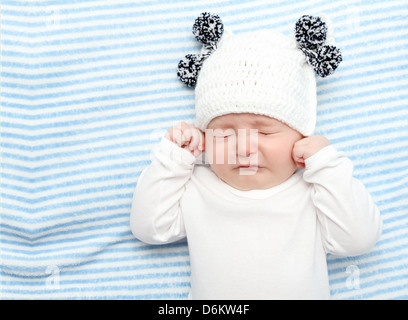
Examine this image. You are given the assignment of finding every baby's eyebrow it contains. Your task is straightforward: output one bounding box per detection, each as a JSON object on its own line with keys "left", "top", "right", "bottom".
{"left": 210, "top": 118, "right": 278, "bottom": 130}
{"left": 212, "top": 123, "right": 236, "bottom": 130}
{"left": 252, "top": 119, "right": 276, "bottom": 129}
{"left": 210, "top": 128, "right": 235, "bottom": 135}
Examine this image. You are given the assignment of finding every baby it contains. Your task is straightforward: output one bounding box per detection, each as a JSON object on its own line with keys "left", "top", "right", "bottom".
{"left": 130, "top": 13, "right": 382, "bottom": 299}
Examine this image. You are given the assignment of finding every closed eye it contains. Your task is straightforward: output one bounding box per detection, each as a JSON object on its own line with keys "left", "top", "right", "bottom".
{"left": 259, "top": 132, "right": 276, "bottom": 136}
{"left": 213, "top": 134, "right": 235, "bottom": 139}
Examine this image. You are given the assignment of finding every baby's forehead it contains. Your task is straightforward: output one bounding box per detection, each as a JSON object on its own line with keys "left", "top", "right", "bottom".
{"left": 208, "top": 113, "right": 282, "bottom": 129}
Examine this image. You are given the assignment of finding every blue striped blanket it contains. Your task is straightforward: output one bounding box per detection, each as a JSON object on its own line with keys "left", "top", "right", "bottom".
{"left": 1, "top": 0, "right": 407, "bottom": 299}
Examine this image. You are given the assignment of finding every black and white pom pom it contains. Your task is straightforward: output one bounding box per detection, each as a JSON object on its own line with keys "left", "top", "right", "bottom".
{"left": 295, "top": 15, "right": 327, "bottom": 51}
{"left": 295, "top": 15, "right": 342, "bottom": 77}
{"left": 311, "top": 45, "right": 342, "bottom": 77}
{"left": 192, "top": 12, "right": 224, "bottom": 45}
{"left": 177, "top": 54, "right": 203, "bottom": 87}
{"left": 177, "top": 13, "right": 224, "bottom": 88}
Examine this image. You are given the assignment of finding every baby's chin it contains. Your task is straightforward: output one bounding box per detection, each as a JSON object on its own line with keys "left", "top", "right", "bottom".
{"left": 215, "top": 166, "right": 299, "bottom": 191}
{"left": 219, "top": 169, "right": 279, "bottom": 191}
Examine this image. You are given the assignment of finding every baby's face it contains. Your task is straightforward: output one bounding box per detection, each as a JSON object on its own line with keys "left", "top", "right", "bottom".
{"left": 206, "top": 113, "right": 303, "bottom": 191}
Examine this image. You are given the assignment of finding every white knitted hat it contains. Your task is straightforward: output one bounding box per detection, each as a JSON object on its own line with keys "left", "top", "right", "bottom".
{"left": 177, "top": 13, "right": 342, "bottom": 136}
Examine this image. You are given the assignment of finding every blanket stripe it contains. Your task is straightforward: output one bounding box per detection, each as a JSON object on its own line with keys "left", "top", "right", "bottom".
{"left": 1, "top": 0, "right": 407, "bottom": 299}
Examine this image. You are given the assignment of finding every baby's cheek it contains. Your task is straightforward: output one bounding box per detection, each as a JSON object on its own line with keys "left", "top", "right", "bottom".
{"left": 263, "top": 141, "right": 293, "bottom": 165}
{"left": 207, "top": 139, "right": 236, "bottom": 166}
{"left": 209, "top": 163, "right": 233, "bottom": 186}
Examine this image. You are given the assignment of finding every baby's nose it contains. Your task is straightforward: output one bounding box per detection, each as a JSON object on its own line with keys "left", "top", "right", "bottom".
{"left": 237, "top": 129, "right": 258, "bottom": 157}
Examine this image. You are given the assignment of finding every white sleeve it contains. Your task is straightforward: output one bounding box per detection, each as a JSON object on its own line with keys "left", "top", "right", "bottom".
{"left": 303, "top": 145, "right": 382, "bottom": 257}
{"left": 130, "top": 138, "right": 196, "bottom": 245}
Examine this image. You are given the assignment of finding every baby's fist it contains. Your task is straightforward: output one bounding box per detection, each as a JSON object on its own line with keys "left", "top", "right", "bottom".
{"left": 292, "top": 135, "right": 331, "bottom": 168}
{"left": 165, "top": 122, "right": 205, "bottom": 157}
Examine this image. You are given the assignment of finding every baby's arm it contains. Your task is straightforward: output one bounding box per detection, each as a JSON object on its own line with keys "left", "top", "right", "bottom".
{"left": 294, "top": 136, "right": 382, "bottom": 256}
{"left": 130, "top": 123, "right": 204, "bottom": 245}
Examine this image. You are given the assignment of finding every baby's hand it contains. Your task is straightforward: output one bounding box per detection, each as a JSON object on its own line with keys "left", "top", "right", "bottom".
{"left": 292, "top": 135, "right": 331, "bottom": 168}
{"left": 165, "top": 122, "right": 205, "bottom": 157}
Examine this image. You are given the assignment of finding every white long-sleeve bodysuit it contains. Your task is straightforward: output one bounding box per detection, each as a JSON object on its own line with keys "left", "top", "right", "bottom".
{"left": 130, "top": 138, "right": 382, "bottom": 300}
